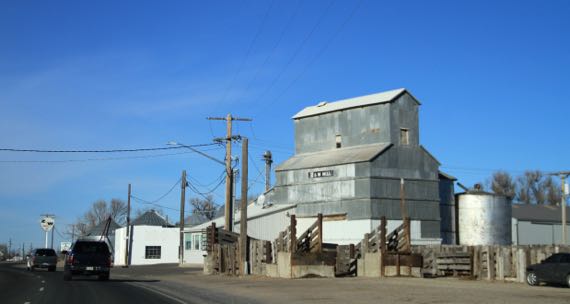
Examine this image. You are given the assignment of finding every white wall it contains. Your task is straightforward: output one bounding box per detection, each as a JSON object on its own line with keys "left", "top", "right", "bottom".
{"left": 114, "top": 226, "right": 179, "bottom": 266}
{"left": 183, "top": 232, "right": 206, "bottom": 265}
{"left": 297, "top": 218, "right": 440, "bottom": 245}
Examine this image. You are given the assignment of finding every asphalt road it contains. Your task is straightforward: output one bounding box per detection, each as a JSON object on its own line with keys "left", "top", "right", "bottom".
{"left": 0, "top": 262, "right": 185, "bottom": 304}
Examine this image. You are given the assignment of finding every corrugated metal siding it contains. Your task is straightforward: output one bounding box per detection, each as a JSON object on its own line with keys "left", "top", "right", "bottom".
{"left": 294, "top": 102, "right": 391, "bottom": 154}
{"left": 235, "top": 207, "right": 294, "bottom": 241}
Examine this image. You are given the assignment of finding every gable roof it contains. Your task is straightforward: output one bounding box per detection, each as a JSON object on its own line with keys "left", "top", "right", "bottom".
{"left": 292, "top": 88, "right": 419, "bottom": 120}
{"left": 512, "top": 204, "right": 570, "bottom": 223}
{"left": 184, "top": 207, "right": 224, "bottom": 227}
{"left": 87, "top": 219, "right": 121, "bottom": 236}
{"left": 132, "top": 210, "right": 170, "bottom": 226}
{"left": 275, "top": 143, "right": 392, "bottom": 172}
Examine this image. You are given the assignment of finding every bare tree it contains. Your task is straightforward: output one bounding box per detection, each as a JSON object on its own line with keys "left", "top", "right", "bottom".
{"left": 189, "top": 195, "right": 218, "bottom": 220}
{"left": 488, "top": 171, "right": 516, "bottom": 199}
{"left": 516, "top": 171, "right": 548, "bottom": 204}
{"left": 544, "top": 176, "right": 562, "bottom": 205}
{"left": 73, "top": 199, "right": 128, "bottom": 236}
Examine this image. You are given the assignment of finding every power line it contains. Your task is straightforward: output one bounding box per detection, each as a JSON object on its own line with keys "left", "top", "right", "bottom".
{"left": 261, "top": 0, "right": 364, "bottom": 111}
{"left": 213, "top": 0, "right": 276, "bottom": 110}
{"left": 249, "top": 0, "right": 335, "bottom": 108}
{"left": 188, "top": 170, "right": 226, "bottom": 189}
{"left": 241, "top": 0, "right": 303, "bottom": 98}
{"left": 0, "top": 146, "right": 224, "bottom": 164}
{"left": 142, "top": 178, "right": 182, "bottom": 204}
{"left": 0, "top": 143, "right": 217, "bottom": 153}
{"left": 130, "top": 195, "right": 189, "bottom": 214}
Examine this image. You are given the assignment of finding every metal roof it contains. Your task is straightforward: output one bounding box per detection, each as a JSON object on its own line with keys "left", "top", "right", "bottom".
{"left": 292, "top": 88, "right": 419, "bottom": 119}
{"left": 185, "top": 203, "right": 296, "bottom": 232}
{"left": 131, "top": 210, "right": 170, "bottom": 226}
{"left": 275, "top": 143, "right": 392, "bottom": 172}
{"left": 512, "top": 204, "right": 570, "bottom": 223}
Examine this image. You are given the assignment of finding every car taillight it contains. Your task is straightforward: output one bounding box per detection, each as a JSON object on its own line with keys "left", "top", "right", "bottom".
{"left": 66, "top": 254, "right": 74, "bottom": 264}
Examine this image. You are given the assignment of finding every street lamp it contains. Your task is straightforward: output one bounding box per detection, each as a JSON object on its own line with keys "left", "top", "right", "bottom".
{"left": 167, "top": 141, "right": 225, "bottom": 166}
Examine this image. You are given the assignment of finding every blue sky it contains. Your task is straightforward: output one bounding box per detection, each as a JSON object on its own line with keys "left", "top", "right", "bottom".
{"left": 1, "top": 0, "right": 569, "bottom": 250}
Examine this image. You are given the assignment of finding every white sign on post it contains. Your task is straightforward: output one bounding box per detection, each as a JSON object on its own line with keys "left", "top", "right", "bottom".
{"left": 565, "top": 183, "right": 569, "bottom": 196}
{"left": 40, "top": 216, "right": 55, "bottom": 232}
{"left": 60, "top": 242, "right": 72, "bottom": 252}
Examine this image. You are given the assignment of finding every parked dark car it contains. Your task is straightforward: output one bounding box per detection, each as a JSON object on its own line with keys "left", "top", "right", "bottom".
{"left": 526, "top": 253, "right": 570, "bottom": 287}
{"left": 27, "top": 248, "right": 58, "bottom": 272}
{"left": 63, "top": 240, "right": 112, "bottom": 281}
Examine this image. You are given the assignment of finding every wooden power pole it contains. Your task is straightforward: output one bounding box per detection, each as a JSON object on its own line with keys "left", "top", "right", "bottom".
{"left": 207, "top": 114, "right": 251, "bottom": 231}
{"left": 549, "top": 171, "right": 570, "bottom": 245}
{"left": 124, "top": 183, "right": 131, "bottom": 267}
{"left": 240, "top": 137, "right": 249, "bottom": 275}
{"left": 179, "top": 170, "right": 187, "bottom": 265}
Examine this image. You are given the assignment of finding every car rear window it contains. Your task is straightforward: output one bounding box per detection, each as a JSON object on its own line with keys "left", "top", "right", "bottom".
{"left": 35, "top": 249, "right": 56, "bottom": 256}
{"left": 73, "top": 242, "right": 109, "bottom": 254}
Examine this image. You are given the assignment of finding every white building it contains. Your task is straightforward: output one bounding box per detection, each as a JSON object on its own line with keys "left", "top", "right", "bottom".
{"left": 182, "top": 202, "right": 296, "bottom": 265}
{"left": 114, "top": 210, "right": 179, "bottom": 266}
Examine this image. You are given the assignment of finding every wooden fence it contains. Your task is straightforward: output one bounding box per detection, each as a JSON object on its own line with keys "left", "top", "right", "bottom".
{"left": 204, "top": 223, "right": 242, "bottom": 276}
{"left": 250, "top": 239, "right": 272, "bottom": 275}
{"left": 413, "top": 244, "right": 570, "bottom": 282}
{"left": 274, "top": 214, "right": 323, "bottom": 254}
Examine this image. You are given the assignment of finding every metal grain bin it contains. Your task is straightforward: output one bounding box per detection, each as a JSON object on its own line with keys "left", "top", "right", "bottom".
{"left": 457, "top": 191, "right": 512, "bottom": 245}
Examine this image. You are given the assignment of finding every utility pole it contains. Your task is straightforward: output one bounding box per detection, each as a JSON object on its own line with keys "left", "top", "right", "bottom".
{"left": 549, "top": 171, "right": 570, "bottom": 245}
{"left": 239, "top": 137, "right": 249, "bottom": 275}
{"left": 179, "top": 170, "right": 187, "bottom": 265}
{"left": 125, "top": 183, "right": 131, "bottom": 267}
{"left": 263, "top": 151, "right": 273, "bottom": 192}
{"left": 233, "top": 169, "right": 239, "bottom": 232}
{"left": 208, "top": 114, "right": 252, "bottom": 231}
{"left": 8, "top": 238, "right": 11, "bottom": 259}
{"left": 51, "top": 223, "right": 55, "bottom": 249}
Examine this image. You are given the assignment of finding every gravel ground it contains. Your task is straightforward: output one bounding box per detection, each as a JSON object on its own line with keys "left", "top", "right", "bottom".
{"left": 111, "top": 264, "right": 570, "bottom": 304}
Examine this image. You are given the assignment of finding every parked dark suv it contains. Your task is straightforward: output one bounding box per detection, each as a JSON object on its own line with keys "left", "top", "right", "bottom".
{"left": 63, "top": 240, "right": 112, "bottom": 281}
{"left": 526, "top": 253, "right": 570, "bottom": 287}
{"left": 27, "top": 248, "right": 57, "bottom": 272}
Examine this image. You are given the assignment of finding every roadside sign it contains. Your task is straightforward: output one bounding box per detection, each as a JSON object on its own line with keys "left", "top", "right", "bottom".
{"left": 40, "top": 216, "right": 55, "bottom": 231}
{"left": 565, "top": 183, "right": 569, "bottom": 196}
{"left": 60, "top": 241, "right": 72, "bottom": 252}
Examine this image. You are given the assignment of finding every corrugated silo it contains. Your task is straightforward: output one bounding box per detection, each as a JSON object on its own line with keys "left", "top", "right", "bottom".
{"left": 457, "top": 189, "right": 512, "bottom": 246}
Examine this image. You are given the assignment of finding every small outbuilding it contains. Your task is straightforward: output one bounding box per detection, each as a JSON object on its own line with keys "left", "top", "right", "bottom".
{"left": 512, "top": 204, "right": 570, "bottom": 245}
{"left": 114, "top": 210, "right": 179, "bottom": 266}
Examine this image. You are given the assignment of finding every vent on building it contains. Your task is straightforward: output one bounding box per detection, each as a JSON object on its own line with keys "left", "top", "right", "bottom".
{"left": 317, "top": 101, "right": 328, "bottom": 107}
{"left": 336, "top": 134, "right": 342, "bottom": 148}
{"left": 400, "top": 128, "right": 409, "bottom": 145}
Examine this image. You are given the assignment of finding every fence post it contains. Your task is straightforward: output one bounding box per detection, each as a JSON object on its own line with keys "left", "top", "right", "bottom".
{"left": 380, "top": 216, "right": 387, "bottom": 253}
{"left": 317, "top": 213, "right": 323, "bottom": 254}
{"left": 486, "top": 246, "right": 495, "bottom": 281}
{"left": 404, "top": 217, "right": 411, "bottom": 252}
{"left": 290, "top": 215, "right": 297, "bottom": 253}
{"left": 497, "top": 247, "right": 504, "bottom": 280}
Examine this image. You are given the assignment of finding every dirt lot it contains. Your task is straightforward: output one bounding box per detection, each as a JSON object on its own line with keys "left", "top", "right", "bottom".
{"left": 111, "top": 265, "right": 570, "bottom": 304}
